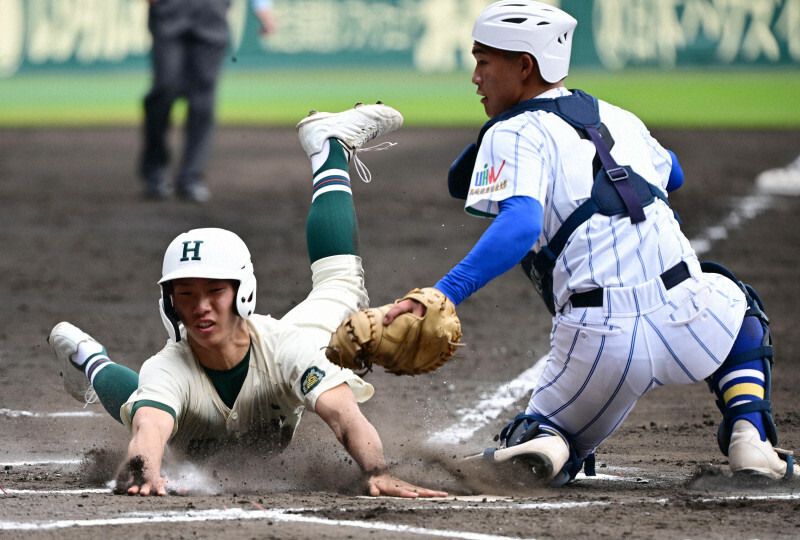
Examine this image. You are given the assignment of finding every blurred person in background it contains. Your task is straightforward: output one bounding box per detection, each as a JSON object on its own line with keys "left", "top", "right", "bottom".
{"left": 140, "top": 0, "right": 277, "bottom": 203}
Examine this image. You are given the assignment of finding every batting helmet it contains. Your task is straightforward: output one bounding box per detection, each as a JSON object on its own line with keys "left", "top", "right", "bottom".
{"left": 158, "top": 228, "right": 257, "bottom": 342}
{"left": 472, "top": 1, "right": 577, "bottom": 83}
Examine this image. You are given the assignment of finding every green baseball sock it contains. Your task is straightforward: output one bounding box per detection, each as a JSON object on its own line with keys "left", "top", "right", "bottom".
{"left": 306, "top": 138, "right": 360, "bottom": 263}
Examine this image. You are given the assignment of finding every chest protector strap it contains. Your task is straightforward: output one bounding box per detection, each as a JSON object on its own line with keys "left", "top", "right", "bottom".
{"left": 448, "top": 90, "right": 673, "bottom": 315}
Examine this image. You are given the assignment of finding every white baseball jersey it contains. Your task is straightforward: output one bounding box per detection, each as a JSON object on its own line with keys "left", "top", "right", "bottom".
{"left": 466, "top": 88, "right": 747, "bottom": 457}
{"left": 120, "top": 254, "right": 373, "bottom": 454}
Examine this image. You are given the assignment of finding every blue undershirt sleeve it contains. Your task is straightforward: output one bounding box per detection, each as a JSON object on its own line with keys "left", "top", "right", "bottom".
{"left": 434, "top": 196, "right": 543, "bottom": 306}
{"left": 666, "top": 149, "right": 684, "bottom": 192}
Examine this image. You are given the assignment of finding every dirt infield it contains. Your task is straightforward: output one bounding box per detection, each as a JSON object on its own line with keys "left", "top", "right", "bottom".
{"left": 1, "top": 126, "right": 800, "bottom": 539}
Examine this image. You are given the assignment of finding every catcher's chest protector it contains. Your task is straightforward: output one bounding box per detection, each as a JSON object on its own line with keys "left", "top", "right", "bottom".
{"left": 450, "top": 90, "right": 676, "bottom": 315}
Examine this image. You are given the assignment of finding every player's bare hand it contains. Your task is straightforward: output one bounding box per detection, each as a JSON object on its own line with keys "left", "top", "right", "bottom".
{"left": 113, "top": 455, "right": 167, "bottom": 496}
{"left": 366, "top": 472, "right": 448, "bottom": 498}
{"left": 383, "top": 298, "right": 426, "bottom": 325}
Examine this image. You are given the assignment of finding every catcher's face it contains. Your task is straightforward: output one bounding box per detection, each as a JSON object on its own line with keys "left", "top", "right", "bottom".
{"left": 471, "top": 42, "right": 527, "bottom": 118}
{"left": 171, "top": 278, "right": 244, "bottom": 352}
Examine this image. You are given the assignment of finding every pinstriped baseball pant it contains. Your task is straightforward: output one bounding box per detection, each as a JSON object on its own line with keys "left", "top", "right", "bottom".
{"left": 527, "top": 260, "right": 747, "bottom": 458}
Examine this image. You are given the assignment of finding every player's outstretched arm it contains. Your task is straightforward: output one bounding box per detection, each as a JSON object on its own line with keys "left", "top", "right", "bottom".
{"left": 315, "top": 384, "right": 448, "bottom": 498}
{"left": 114, "top": 406, "right": 174, "bottom": 496}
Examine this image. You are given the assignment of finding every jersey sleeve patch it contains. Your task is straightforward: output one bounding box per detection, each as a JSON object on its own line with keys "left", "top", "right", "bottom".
{"left": 301, "top": 366, "right": 326, "bottom": 395}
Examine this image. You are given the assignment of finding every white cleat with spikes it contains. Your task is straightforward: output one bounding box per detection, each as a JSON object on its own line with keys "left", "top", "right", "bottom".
{"left": 728, "top": 420, "right": 797, "bottom": 480}
{"left": 48, "top": 321, "right": 99, "bottom": 405}
{"left": 296, "top": 102, "right": 403, "bottom": 159}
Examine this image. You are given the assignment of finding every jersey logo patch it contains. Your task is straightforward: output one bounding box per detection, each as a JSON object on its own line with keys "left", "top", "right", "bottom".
{"left": 474, "top": 160, "right": 506, "bottom": 186}
{"left": 301, "top": 366, "right": 326, "bottom": 395}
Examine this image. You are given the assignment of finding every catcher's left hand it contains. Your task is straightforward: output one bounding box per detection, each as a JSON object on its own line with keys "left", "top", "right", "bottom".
{"left": 326, "top": 288, "right": 463, "bottom": 376}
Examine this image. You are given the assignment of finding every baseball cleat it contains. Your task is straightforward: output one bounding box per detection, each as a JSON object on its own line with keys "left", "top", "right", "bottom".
{"left": 176, "top": 183, "right": 211, "bottom": 204}
{"left": 728, "top": 420, "right": 797, "bottom": 480}
{"left": 481, "top": 434, "right": 570, "bottom": 483}
{"left": 143, "top": 181, "right": 172, "bottom": 201}
{"left": 48, "top": 322, "right": 99, "bottom": 404}
{"left": 296, "top": 102, "right": 403, "bottom": 158}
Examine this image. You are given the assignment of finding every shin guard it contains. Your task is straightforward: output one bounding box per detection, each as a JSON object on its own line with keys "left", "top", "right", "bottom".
{"left": 702, "top": 262, "right": 777, "bottom": 455}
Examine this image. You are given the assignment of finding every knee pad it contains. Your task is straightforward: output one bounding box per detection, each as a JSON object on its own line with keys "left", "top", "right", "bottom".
{"left": 499, "top": 412, "right": 596, "bottom": 486}
{"left": 701, "top": 262, "right": 777, "bottom": 454}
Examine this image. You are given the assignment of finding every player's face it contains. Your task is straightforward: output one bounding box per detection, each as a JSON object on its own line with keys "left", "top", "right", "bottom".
{"left": 171, "top": 278, "right": 242, "bottom": 349}
{"left": 472, "top": 43, "right": 526, "bottom": 118}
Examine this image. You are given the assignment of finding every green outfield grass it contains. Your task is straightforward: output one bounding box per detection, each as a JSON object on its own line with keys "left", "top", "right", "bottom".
{"left": 1, "top": 67, "right": 798, "bottom": 128}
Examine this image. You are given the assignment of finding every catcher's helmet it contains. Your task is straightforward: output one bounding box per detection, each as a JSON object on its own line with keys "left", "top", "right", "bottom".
{"left": 472, "top": 1, "right": 577, "bottom": 83}
{"left": 158, "top": 228, "right": 257, "bottom": 342}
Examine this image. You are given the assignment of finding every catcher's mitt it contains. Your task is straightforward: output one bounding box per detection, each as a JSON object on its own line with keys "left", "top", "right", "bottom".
{"left": 326, "top": 287, "right": 463, "bottom": 376}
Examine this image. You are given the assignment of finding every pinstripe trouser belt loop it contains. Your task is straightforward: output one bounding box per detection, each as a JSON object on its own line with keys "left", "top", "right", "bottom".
{"left": 569, "top": 261, "right": 691, "bottom": 309}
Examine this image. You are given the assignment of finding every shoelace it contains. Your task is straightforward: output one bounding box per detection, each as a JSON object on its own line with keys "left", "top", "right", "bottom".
{"left": 351, "top": 141, "right": 397, "bottom": 183}
{"left": 84, "top": 386, "right": 99, "bottom": 408}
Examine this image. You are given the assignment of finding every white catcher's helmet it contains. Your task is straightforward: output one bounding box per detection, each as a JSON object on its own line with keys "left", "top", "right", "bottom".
{"left": 158, "top": 228, "right": 257, "bottom": 342}
{"left": 472, "top": 1, "right": 577, "bottom": 83}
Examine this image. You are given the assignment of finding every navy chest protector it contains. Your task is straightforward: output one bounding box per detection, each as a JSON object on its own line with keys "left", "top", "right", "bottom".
{"left": 449, "top": 90, "right": 675, "bottom": 315}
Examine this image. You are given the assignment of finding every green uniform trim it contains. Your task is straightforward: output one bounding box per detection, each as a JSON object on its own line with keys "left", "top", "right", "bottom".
{"left": 131, "top": 399, "right": 177, "bottom": 422}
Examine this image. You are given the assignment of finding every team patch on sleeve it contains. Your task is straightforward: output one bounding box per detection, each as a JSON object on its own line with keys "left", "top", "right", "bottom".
{"left": 301, "top": 366, "right": 326, "bottom": 395}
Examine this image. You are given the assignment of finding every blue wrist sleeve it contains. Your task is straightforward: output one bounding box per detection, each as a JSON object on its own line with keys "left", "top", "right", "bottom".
{"left": 435, "top": 196, "right": 543, "bottom": 306}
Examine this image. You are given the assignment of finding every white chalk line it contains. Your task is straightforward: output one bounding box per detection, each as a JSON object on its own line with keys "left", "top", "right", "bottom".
{"left": 4, "top": 488, "right": 108, "bottom": 495}
{"left": 1, "top": 459, "right": 83, "bottom": 468}
{"left": 3, "top": 492, "right": 800, "bottom": 534}
{"left": 427, "top": 359, "right": 546, "bottom": 445}
{"left": 0, "top": 408, "right": 103, "bottom": 419}
{"left": 687, "top": 192, "right": 774, "bottom": 256}
{"left": 427, "top": 184, "right": 783, "bottom": 447}
{"left": 0, "top": 507, "right": 524, "bottom": 539}
{"left": 0, "top": 472, "right": 636, "bottom": 498}
{"left": 0, "top": 471, "right": 647, "bottom": 498}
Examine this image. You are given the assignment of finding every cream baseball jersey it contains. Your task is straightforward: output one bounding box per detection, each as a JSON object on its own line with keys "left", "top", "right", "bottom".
{"left": 120, "top": 314, "right": 373, "bottom": 453}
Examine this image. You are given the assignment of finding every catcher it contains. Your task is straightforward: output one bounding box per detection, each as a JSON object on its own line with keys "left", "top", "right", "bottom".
{"left": 47, "top": 103, "right": 447, "bottom": 498}
{"left": 381, "top": 0, "right": 796, "bottom": 487}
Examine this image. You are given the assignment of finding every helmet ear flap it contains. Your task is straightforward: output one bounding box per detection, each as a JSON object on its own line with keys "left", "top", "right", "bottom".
{"left": 235, "top": 274, "right": 257, "bottom": 319}
{"left": 159, "top": 284, "right": 182, "bottom": 342}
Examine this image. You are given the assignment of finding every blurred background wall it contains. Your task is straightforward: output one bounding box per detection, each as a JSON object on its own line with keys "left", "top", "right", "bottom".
{"left": 2, "top": 0, "right": 798, "bottom": 78}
